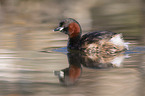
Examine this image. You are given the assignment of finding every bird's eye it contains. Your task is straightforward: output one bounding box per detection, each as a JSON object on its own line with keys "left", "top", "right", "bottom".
{"left": 59, "top": 22, "right": 64, "bottom": 27}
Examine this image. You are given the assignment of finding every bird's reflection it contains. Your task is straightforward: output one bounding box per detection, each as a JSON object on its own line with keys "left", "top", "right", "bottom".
{"left": 54, "top": 51, "right": 126, "bottom": 86}
{"left": 81, "top": 52, "right": 125, "bottom": 68}
{"left": 54, "top": 52, "right": 82, "bottom": 86}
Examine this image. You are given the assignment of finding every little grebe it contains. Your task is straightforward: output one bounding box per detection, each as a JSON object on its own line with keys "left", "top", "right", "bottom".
{"left": 54, "top": 18, "right": 128, "bottom": 53}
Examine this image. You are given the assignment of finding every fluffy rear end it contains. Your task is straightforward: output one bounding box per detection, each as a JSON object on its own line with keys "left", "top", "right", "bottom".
{"left": 109, "top": 34, "right": 128, "bottom": 50}
{"left": 83, "top": 34, "right": 128, "bottom": 54}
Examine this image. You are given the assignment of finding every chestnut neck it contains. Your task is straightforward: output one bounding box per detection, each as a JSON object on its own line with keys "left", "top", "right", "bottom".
{"left": 67, "top": 22, "right": 82, "bottom": 50}
{"left": 68, "top": 36, "right": 81, "bottom": 50}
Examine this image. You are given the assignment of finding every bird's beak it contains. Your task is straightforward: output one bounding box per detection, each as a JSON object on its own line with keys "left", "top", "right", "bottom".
{"left": 53, "top": 27, "right": 64, "bottom": 31}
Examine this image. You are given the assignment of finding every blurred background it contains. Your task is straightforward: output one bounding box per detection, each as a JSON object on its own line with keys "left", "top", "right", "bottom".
{"left": 0, "top": 0, "right": 145, "bottom": 96}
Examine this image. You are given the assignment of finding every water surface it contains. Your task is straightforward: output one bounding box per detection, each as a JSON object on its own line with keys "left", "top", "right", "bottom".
{"left": 0, "top": 0, "right": 145, "bottom": 96}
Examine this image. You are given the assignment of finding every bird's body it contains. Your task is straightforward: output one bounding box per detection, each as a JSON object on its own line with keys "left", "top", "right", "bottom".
{"left": 54, "top": 18, "right": 128, "bottom": 54}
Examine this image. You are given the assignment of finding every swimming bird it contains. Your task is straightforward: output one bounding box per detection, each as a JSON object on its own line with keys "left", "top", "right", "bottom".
{"left": 54, "top": 18, "right": 128, "bottom": 54}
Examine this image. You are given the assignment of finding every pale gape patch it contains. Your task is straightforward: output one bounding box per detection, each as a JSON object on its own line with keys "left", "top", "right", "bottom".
{"left": 59, "top": 27, "right": 64, "bottom": 31}
{"left": 59, "top": 71, "right": 64, "bottom": 78}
